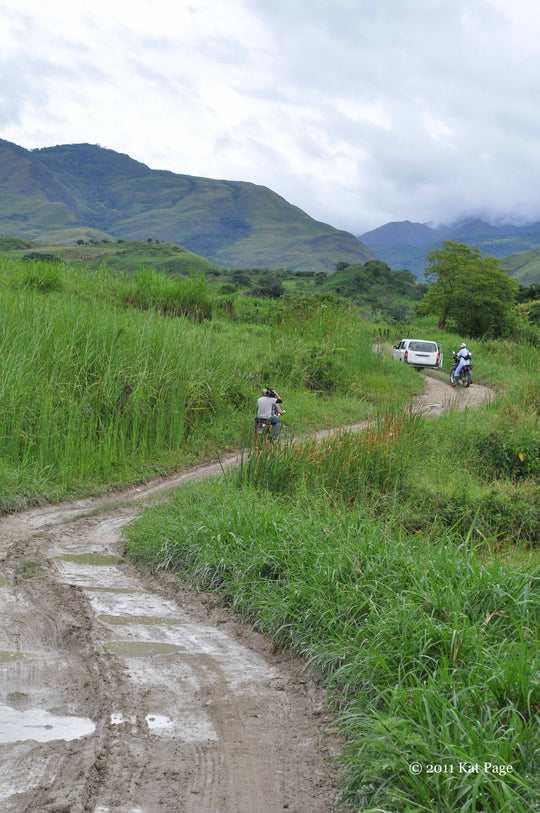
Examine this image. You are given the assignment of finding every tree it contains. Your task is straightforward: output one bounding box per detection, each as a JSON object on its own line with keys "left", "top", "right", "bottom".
{"left": 254, "top": 272, "right": 284, "bottom": 298}
{"left": 363, "top": 259, "right": 392, "bottom": 279}
{"left": 419, "top": 241, "right": 519, "bottom": 337}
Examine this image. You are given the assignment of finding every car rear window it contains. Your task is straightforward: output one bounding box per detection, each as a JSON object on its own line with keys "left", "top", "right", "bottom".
{"left": 409, "top": 341, "right": 438, "bottom": 352}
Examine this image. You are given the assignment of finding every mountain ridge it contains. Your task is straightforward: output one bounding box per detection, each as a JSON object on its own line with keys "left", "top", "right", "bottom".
{"left": 360, "top": 217, "right": 540, "bottom": 282}
{"left": 0, "top": 139, "right": 374, "bottom": 273}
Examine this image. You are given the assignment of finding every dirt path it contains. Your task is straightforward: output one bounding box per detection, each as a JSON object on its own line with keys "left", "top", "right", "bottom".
{"left": 0, "top": 376, "right": 494, "bottom": 813}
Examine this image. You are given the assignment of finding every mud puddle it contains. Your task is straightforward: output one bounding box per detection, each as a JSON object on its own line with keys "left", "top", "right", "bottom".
{"left": 0, "top": 497, "right": 338, "bottom": 812}
{"left": 0, "top": 703, "right": 96, "bottom": 744}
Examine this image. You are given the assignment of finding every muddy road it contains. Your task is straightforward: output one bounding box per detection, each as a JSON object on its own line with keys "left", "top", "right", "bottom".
{"left": 0, "top": 376, "right": 493, "bottom": 813}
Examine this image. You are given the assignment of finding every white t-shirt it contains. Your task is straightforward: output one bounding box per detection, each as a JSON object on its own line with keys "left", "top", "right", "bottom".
{"left": 256, "top": 395, "right": 279, "bottom": 419}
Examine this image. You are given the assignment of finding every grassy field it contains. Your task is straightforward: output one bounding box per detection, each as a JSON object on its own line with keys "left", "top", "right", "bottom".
{"left": 0, "top": 256, "right": 419, "bottom": 510}
{"left": 0, "top": 236, "right": 222, "bottom": 276}
{"left": 2, "top": 252, "right": 538, "bottom": 811}
{"left": 0, "top": 237, "right": 428, "bottom": 322}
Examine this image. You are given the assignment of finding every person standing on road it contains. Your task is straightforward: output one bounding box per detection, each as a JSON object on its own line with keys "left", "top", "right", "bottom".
{"left": 254, "top": 388, "right": 286, "bottom": 440}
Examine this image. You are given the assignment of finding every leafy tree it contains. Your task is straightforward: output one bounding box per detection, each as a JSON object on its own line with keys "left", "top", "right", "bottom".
{"left": 253, "top": 272, "right": 284, "bottom": 299}
{"left": 516, "top": 283, "right": 540, "bottom": 303}
{"left": 231, "top": 269, "right": 252, "bottom": 287}
{"left": 419, "top": 241, "right": 519, "bottom": 337}
{"left": 363, "top": 259, "right": 392, "bottom": 279}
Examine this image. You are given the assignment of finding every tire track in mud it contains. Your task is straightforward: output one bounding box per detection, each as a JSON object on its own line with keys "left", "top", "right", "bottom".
{"left": 0, "top": 504, "right": 338, "bottom": 812}
{"left": 0, "top": 376, "right": 494, "bottom": 812}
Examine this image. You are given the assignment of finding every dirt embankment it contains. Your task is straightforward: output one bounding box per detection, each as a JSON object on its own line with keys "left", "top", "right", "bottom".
{"left": 0, "top": 376, "right": 494, "bottom": 813}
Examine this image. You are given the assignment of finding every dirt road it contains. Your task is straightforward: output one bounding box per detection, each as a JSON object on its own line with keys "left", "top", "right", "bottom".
{"left": 0, "top": 376, "right": 493, "bottom": 813}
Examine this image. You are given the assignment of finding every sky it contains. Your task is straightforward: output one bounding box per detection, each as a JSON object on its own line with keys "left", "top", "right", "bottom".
{"left": 2, "top": 0, "right": 540, "bottom": 235}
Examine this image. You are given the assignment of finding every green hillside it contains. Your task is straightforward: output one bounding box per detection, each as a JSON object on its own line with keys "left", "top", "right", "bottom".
{"left": 312, "top": 260, "right": 426, "bottom": 320}
{"left": 0, "top": 236, "right": 222, "bottom": 276}
{"left": 0, "top": 237, "right": 429, "bottom": 322}
{"left": 0, "top": 139, "right": 374, "bottom": 273}
{"left": 501, "top": 248, "right": 540, "bottom": 285}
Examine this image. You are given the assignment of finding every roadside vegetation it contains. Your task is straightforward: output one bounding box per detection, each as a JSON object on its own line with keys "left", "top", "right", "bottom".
{"left": 123, "top": 267, "right": 539, "bottom": 811}
{"left": 1, "top": 246, "right": 538, "bottom": 811}
{"left": 127, "top": 356, "right": 539, "bottom": 811}
{"left": 127, "top": 470, "right": 539, "bottom": 812}
{"left": 0, "top": 255, "right": 419, "bottom": 510}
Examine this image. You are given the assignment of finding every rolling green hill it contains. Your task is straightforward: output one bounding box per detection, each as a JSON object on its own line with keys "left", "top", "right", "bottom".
{"left": 500, "top": 248, "right": 540, "bottom": 286}
{"left": 0, "top": 139, "right": 374, "bottom": 273}
{"left": 0, "top": 238, "right": 427, "bottom": 322}
{"left": 0, "top": 236, "right": 222, "bottom": 277}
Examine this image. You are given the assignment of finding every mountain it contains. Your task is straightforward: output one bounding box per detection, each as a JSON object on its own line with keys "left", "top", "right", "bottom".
{"left": 360, "top": 218, "right": 540, "bottom": 282}
{"left": 0, "top": 139, "right": 374, "bottom": 273}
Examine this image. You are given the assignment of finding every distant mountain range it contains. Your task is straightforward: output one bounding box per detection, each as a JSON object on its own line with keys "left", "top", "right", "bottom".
{"left": 360, "top": 219, "right": 540, "bottom": 284}
{"left": 0, "top": 139, "right": 373, "bottom": 274}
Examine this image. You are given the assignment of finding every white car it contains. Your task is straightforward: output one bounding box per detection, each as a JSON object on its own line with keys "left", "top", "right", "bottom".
{"left": 392, "top": 338, "right": 443, "bottom": 369}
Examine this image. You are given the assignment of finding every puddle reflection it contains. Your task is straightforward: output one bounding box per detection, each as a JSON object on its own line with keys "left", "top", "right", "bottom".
{"left": 57, "top": 553, "right": 120, "bottom": 565}
{"left": 0, "top": 702, "right": 95, "bottom": 743}
{"left": 106, "top": 641, "right": 186, "bottom": 657}
{"left": 99, "top": 614, "right": 182, "bottom": 626}
{"left": 0, "top": 650, "right": 24, "bottom": 664}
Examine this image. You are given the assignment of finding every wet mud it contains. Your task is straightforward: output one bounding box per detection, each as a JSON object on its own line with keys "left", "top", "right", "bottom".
{"left": 0, "top": 487, "right": 339, "bottom": 813}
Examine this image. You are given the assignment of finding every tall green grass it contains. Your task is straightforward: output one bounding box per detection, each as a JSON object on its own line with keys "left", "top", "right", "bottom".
{"left": 238, "top": 403, "right": 540, "bottom": 545}
{"left": 0, "top": 258, "right": 419, "bottom": 508}
{"left": 125, "top": 473, "right": 539, "bottom": 812}
{"left": 121, "top": 267, "right": 213, "bottom": 320}
{"left": 240, "top": 408, "right": 421, "bottom": 505}
{"left": 126, "top": 371, "right": 539, "bottom": 811}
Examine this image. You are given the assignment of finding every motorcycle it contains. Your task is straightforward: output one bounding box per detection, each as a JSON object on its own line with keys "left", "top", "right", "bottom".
{"left": 254, "top": 417, "right": 274, "bottom": 440}
{"left": 450, "top": 353, "right": 473, "bottom": 388}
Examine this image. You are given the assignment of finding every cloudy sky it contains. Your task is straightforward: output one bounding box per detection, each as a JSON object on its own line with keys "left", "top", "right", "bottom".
{"left": 2, "top": 0, "right": 540, "bottom": 234}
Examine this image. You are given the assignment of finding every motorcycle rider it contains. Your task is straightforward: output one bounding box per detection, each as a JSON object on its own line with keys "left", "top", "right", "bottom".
{"left": 255, "top": 388, "right": 286, "bottom": 440}
{"left": 452, "top": 343, "right": 472, "bottom": 384}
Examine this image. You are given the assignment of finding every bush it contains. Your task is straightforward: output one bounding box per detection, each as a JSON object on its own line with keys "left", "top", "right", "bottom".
{"left": 473, "top": 420, "right": 540, "bottom": 479}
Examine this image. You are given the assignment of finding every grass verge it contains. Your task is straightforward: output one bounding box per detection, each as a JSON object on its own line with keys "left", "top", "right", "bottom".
{"left": 126, "top": 404, "right": 539, "bottom": 812}
{"left": 125, "top": 471, "right": 539, "bottom": 812}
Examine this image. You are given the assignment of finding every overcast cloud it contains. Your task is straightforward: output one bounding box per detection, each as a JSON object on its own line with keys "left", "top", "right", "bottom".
{"left": 1, "top": 0, "right": 540, "bottom": 234}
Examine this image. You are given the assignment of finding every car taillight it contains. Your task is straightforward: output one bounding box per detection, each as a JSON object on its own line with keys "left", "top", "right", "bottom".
{"left": 404, "top": 349, "right": 408, "bottom": 361}
{"left": 436, "top": 351, "right": 440, "bottom": 366}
